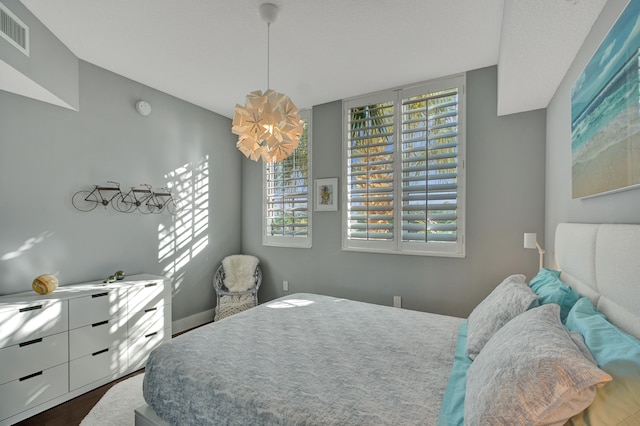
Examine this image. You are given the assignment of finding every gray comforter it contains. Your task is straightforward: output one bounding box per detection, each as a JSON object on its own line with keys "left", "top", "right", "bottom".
{"left": 143, "top": 293, "right": 461, "bottom": 425}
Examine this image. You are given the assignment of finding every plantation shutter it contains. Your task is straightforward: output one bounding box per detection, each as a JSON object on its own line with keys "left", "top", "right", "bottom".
{"left": 263, "top": 110, "right": 312, "bottom": 248}
{"left": 401, "top": 87, "right": 459, "bottom": 244}
{"left": 343, "top": 75, "right": 465, "bottom": 257}
{"left": 345, "top": 98, "right": 395, "bottom": 243}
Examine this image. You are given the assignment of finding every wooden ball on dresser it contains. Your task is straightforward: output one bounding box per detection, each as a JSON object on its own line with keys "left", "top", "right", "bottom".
{"left": 32, "top": 274, "right": 59, "bottom": 294}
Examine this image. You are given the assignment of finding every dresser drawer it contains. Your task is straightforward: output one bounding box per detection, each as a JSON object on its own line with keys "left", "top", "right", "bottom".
{"left": 128, "top": 279, "right": 168, "bottom": 312}
{"left": 69, "top": 318, "right": 127, "bottom": 361}
{"left": 128, "top": 327, "right": 169, "bottom": 370}
{"left": 69, "top": 288, "right": 127, "bottom": 329}
{"left": 0, "top": 363, "right": 68, "bottom": 421}
{"left": 69, "top": 346, "right": 127, "bottom": 390}
{"left": 0, "top": 331, "right": 68, "bottom": 385}
{"left": 0, "top": 300, "right": 67, "bottom": 348}
{"left": 128, "top": 302, "right": 170, "bottom": 342}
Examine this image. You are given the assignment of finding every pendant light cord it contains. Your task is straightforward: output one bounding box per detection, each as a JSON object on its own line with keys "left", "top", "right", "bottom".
{"left": 266, "top": 22, "right": 271, "bottom": 90}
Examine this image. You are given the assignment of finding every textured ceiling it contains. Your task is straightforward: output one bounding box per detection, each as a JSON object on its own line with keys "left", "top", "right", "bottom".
{"left": 20, "top": 0, "right": 606, "bottom": 118}
{"left": 498, "top": 0, "right": 607, "bottom": 115}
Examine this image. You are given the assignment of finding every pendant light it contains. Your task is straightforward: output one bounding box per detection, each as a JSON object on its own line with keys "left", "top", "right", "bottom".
{"left": 231, "top": 3, "right": 304, "bottom": 163}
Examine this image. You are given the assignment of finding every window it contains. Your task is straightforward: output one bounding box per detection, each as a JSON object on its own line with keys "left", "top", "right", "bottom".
{"left": 263, "top": 109, "right": 312, "bottom": 248}
{"left": 342, "top": 75, "right": 465, "bottom": 257}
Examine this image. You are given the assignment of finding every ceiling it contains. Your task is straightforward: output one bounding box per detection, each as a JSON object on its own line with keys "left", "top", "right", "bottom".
{"left": 20, "top": 0, "right": 606, "bottom": 118}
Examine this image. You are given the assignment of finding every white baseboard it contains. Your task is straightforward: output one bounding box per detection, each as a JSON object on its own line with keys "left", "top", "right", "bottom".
{"left": 172, "top": 308, "right": 214, "bottom": 335}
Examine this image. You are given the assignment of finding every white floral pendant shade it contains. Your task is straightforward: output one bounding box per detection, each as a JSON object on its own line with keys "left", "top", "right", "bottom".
{"left": 231, "top": 3, "right": 303, "bottom": 163}
{"left": 232, "top": 89, "right": 303, "bottom": 163}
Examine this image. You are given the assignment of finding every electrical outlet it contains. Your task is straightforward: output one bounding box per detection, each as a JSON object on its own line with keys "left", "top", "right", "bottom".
{"left": 283, "top": 280, "right": 289, "bottom": 291}
{"left": 393, "top": 296, "right": 401, "bottom": 308}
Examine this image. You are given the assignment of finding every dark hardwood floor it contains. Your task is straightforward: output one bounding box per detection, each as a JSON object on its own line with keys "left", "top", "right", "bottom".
{"left": 14, "top": 369, "right": 144, "bottom": 426}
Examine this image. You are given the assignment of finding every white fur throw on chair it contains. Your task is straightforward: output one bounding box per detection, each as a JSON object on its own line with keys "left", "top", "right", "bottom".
{"left": 222, "top": 255, "right": 259, "bottom": 292}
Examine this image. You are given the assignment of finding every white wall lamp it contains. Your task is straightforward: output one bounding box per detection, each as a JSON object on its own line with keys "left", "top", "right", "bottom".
{"left": 524, "top": 233, "right": 545, "bottom": 270}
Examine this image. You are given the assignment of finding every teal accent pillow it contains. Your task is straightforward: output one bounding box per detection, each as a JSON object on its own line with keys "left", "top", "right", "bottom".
{"left": 565, "top": 297, "right": 640, "bottom": 425}
{"left": 529, "top": 268, "right": 579, "bottom": 323}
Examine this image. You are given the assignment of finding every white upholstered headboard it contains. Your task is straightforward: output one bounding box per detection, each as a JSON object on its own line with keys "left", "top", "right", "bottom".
{"left": 555, "top": 223, "right": 640, "bottom": 340}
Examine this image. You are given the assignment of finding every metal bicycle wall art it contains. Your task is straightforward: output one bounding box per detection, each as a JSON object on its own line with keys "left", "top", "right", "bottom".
{"left": 71, "top": 181, "right": 184, "bottom": 215}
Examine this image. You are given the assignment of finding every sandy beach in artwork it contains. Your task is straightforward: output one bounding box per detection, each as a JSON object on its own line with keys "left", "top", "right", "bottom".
{"left": 572, "top": 104, "right": 640, "bottom": 198}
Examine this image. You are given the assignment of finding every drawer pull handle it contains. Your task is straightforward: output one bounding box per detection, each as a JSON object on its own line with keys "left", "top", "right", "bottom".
{"left": 92, "top": 320, "right": 109, "bottom": 327}
{"left": 92, "top": 292, "right": 109, "bottom": 298}
{"left": 19, "top": 305, "right": 43, "bottom": 312}
{"left": 145, "top": 283, "right": 158, "bottom": 287}
{"left": 92, "top": 348, "right": 109, "bottom": 356}
{"left": 19, "top": 371, "right": 43, "bottom": 381}
{"left": 145, "top": 332, "right": 158, "bottom": 338}
{"left": 19, "top": 338, "right": 43, "bottom": 347}
{"left": 144, "top": 307, "right": 157, "bottom": 313}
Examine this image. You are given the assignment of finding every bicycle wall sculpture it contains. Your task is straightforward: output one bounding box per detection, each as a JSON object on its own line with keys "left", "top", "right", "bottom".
{"left": 72, "top": 181, "right": 184, "bottom": 215}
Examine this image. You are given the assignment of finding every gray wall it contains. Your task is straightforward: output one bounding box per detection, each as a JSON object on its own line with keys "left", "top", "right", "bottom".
{"left": 0, "top": 0, "right": 79, "bottom": 109}
{"left": 242, "top": 66, "right": 547, "bottom": 318}
{"left": 0, "top": 61, "right": 241, "bottom": 322}
{"left": 546, "top": 0, "right": 640, "bottom": 265}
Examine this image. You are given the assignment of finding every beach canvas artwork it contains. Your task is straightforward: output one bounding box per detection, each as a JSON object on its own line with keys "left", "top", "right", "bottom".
{"left": 571, "top": 0, "right": 640, "bottom": 198}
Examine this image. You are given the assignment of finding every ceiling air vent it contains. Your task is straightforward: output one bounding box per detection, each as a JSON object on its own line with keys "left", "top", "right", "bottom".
{"left": 0, "top": 2, "right": 29, "bottom": 56}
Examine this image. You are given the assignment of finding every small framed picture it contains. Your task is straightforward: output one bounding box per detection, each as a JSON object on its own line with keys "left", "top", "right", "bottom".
{"left": 315, "top": 178, "right": 338, "bottom": 211}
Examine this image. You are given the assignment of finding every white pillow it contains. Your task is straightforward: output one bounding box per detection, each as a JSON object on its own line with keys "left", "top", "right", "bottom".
{"left": 466, "top": 274, "right": 538, "bottom": 359}
{"left": 465, "top": 304, "right": 611, "bottom": 426}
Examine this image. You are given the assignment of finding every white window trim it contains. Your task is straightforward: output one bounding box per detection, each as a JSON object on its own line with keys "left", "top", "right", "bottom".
{"left": 262, "top": 108, "right": 312, "bottom": 248}
{"left": 341, "top": 74, "right": 466, "bottom": 257}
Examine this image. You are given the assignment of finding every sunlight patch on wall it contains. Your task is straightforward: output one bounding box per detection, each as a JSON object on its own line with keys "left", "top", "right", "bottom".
{"left": 1, "top": 231, "right": 54, "bottom": 261}
{"left": 157, "top": 156, "right": 209, "bottom": 296}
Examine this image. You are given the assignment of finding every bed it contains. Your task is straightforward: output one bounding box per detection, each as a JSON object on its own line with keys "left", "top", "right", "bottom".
{"left": 135, "top": 223, "right": 640, "bottom": 425}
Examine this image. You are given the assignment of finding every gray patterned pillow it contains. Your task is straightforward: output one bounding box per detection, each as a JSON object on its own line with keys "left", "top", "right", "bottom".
{"left": 466, "top": 274, "right": 538, "bottom": 359}
{"left": 464, "top": 304, "right": 612, "bottom": 426}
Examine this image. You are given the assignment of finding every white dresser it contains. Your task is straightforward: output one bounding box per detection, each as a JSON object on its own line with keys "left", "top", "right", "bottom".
{"left": 0, "top": 274, "right": 171, "bottom": 425}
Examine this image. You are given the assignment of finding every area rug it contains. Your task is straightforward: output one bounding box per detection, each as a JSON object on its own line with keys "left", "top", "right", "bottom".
{"left": 80, "top": 374, "right": 145, "bottom": 426}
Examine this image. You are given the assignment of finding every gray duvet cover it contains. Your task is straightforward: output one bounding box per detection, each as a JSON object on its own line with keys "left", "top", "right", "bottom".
{"left": 143, "top": 293, "right": 461, "bottom": 425}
